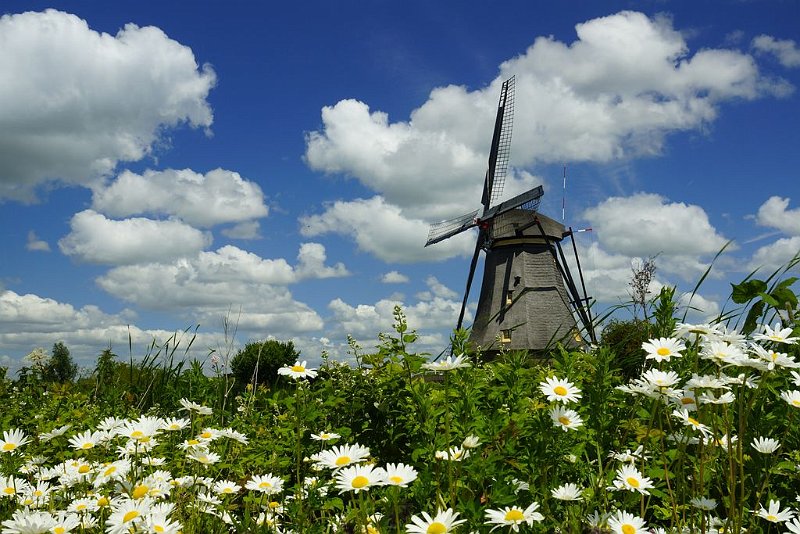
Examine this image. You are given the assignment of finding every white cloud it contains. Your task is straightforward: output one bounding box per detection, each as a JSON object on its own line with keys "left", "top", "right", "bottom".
{"left": 91, "top": 168, "right": 268, "bottom": 227}
{"left": 0, "top": 289, "right": 221, "bottom": 369}
{"left": 304, "top": 11, "right": 784, "bottom": 226}
{"left": 756, "top": 196, "right": 800, "bottom": 235}
{"left": 300, "top": 196, "right": 475, "bottom": 263}
{"left": 582, "top": 193, "right": 729, "bottom": 258}
{"left": 222, "top": 221, "right": 261, "bottom": 240}
{"left": 753, "top": 35, "right": 800, "bottom": 68}
{"left": 59, "top": 210, "right": 212, "bottom": 265}
{"left": 381, "top": 271, "right": 409, "bottom": 284}
{"left": 678, "top": 292, "right": 721, "bottom": 321}
{"left": 0, "top": 10, "right": 215, "bottom": 202}
{"left": 747, "top": 236, "right": 800, "bottom": 274}
{"left": 94, "top": 243, "right": 347, "bottom": 336}
{"left": 25, "top": 230, "right": 50, "bottom": 252}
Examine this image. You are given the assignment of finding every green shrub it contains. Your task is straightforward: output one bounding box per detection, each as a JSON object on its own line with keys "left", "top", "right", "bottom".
{"left": 231, "top": 339, "right": 299, "bottom": 389}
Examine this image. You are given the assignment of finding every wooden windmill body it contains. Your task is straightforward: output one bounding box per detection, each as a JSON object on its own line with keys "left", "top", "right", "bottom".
{"left": 425, "top": 76, "right": 594, "bottom": 353}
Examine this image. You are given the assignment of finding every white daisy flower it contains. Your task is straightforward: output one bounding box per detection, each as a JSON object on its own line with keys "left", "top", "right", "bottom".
{"left": 550, "top": 406, "right": 583, "bottom": 431}
{"left": 421, "top": 353, "right": 471, "bottom": 372}
{"left": 752, "top": 436, "right": 781, "bottom": 454}
{"left": 434, "top": 446, "right": 470, "bottom": 461}
{"left": 613, "top": 465, "right": 654, "bottom": 495}
{"left": 178, "top": 398, "right": 213, "bottom": 415}
{"left": 756, "top": 499, "right": 795, "bottom": 523}
{"left": 484, "top": 502, "right": 544, "bottom": 531}
{"left": 213, "top": 480, "right": 242, "bottom": 496}
{"left": 607, "top": 510, "right": 647, "bottom": 534}
{"left": 334, "top": 463, "right": 385, "bottom": 493}
{"left": 461, "top": 434, "right": 481, "bottom": 448}
{"left": 406, "top": 508, "right": 466, "bottom": 534}
{"left": 551, "top": 482, "right": 583, "bottom": 501}
{"left": 0, "top": 429, "right": 30, "bottom": 454}
{"left": 278, "top": 360, "right": 318, "bottom": 379}
{"left": 38, "top": 424, "right": 71, "bottom": 442}
{"left": 539, "top": 376, "right": 582, "bottom": 404}
{"left": 690, "top": 496, "right": 717, "bottom": 511}
{"left": 246, "top": 474, "right": 284, "bottom": 494}
{"left": 672, "top": 408, "right": 712, "bottom": 437}
{"left": 781, "top": 389, "right": 800, "bottom": 408}
{"left": 310, "top": 443, "right": 370, "bottom": 469}
{"left": 753, "top": 322, "right": 799, "bottom": 345}
{"left": 642, "top": 337, "right": 686, "bottom": 362}
{"left": 640, "top": 369, "right": 681, "bottom": 388}
{"left": 311, "top": 431, "right": 341, "bottom": 441}
{"left": 383, "top": 463, "right": 418, "bottom": 487}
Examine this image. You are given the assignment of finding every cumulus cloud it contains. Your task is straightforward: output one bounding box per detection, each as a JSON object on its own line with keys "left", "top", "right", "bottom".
{"left": 0, "top": 289, "right": 221, "bottom": 369}
{"left": 295, "top": 243, "right": 349, "bottom": 279}
{"left": 222, "top": 221, "right": 262, "bottom": 240}
{"left": 582, "top": 193, "right": 729, "bottom": 258}
{"left": 747, "top": 236, "right": 800, "bottom": 274}
{"left": 756, "top": 196, "right": 800, "bottom": 235}
{"left": 0, "top": 10, "right": 216, "bottom": 202}
{"left": 300, "top": 196, "right": 475, "bottom": 263}
{"left": 59, "top": 210, "right": 212, "bottom": 265}
{"left": 305, "top": 11, "right": 785, "bottom": 227}
{"left": 91, "top": 168, "right": 268, "bottom": 227}
{"left": 25, "top": 230, "right": 50, "bottom": 252}
{"left": 752, "top": 35, "right": 800, "bottom": 68}
{"left": 381, "top": 271, "right": 409, "bottom": 284}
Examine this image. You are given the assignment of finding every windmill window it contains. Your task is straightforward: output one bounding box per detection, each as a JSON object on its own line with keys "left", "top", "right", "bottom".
{"left": 500, "top": 329, "right": 512, "bottom": 343}
{"left": 505, "top": 290, "right": 514, "bottom": 306}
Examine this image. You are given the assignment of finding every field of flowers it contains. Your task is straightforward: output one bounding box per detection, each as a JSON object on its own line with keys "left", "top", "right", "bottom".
{"left": 1, "top": 277, "right": 800, "bottom": 533}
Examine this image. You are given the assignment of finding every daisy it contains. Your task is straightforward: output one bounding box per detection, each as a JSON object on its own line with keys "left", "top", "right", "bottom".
{"left": 550, "top": 406, "right": 583, "bottom": 431}
{"left": 106, "top": 498, "right": 152, "bottom": 534}
{"left": 752, "top": 436, "right": 781, "bottom": 454}
{"left": 406, "top": 508, "right": 466, "bottom": 534}
{"left": 511, "top": 478, "right": 529, "bottom": 493}
{"left": 613, "top": 465, "right": 654, "bottom": 495}
{"left": 690, "top": 497, "right": 717, "bottom": 511}
{"left": 539, "top": 376, "right": 582, "bottom": 404}
{"left": 484, "top": 502, "right": 544, "bottom": 531}
{"left": 278, "top": 360, "right": 318, "bottom": 379}
{"left": 756, "top": 499, "right": 795, "bottom": 523}
{"left": 196, "top": 428, "right": 222, "bottom": 443}
{"left": 698, "top": 391, "right": 735, "bottom": 405}
{"left": 551, "top": 483, "right": 583, "bottom": 501}
{"left": 0, "top": 509, "right": 57, "bottom": 533}
{"left": 672, "top": 409, "right": 713, "bottom": 437}
{"left": 671, "top": 389, "right": 698, "bottom": 411}
{"left": 213, "top": 480, "right": 242, "bottom": 496}
{"left": 117, "top": 416, "right": 163, "bottom": 443}
{"left": 67, "top": 430, "right": 106, "bottom": 451}
{"left": 750, "top": 344, "right": 799, "bottom": 370}
{"left": 334, "top": 463, "right": 385, "bottom": 493}
{"left": 642, "top": 337, "right": 686, "bottom": 362}
{"left": 785, "top": 517, "right": 800, "bottom": 534}
{"left": 50, "top": 512, "right": 81, "bottom": 534}
{"left": 178, "top": 398, "right": 213, "bottom": 415}
{"left": 186, "top": 449, "right": 221, "bottom": 466}
{"left": 0, "top": 429, "right": 31, "bottom": 453}
{"left": 684, "top": 374, "right": 729, "bottom": 390}
{"left": 143, "top": 512, "right": 182, "bottom": 534}
{"left": 434, "top": 446, "right": 470, "bottom": 461}
{"left": 753, "top": 322, "right": 800, "bottom": 345}
{"left": 311, "top": 430, "right": 341, "bottom": 441}
{"left": 790, "top": 370, "right": 800, "bottom": 386}
{"left": 608, "top": 445, "right": 648, "bottom": 463}
{"left": 701, "top": 340, "right": 748, "bottom": 367}
{"left": 780, "top": 390, "right": 800, "bottom": 408}
{"left": 640, "top": 369, "right": 680, "bottom": 389}
{"left": 421, "top": 353, "right": 471, "bottom": 372}
{"left": 607, "top": 510, "right": 647, "bottom": 534}
{"left": 462, "top": 434, "right": 481, "bottom": 448}
{"left": 38, "top": 424, "right": 71, "bottom": 442}
{"left": 160, "top": 418, "right": 190, "bottom": 432}
{"left": 383, "top": 463, "right": 418, "bottom": 487}
{"left": 674, "top": 322, "right": 723, "bottom": 340}
{"left": 311, "top": 443, "right": 370, "bottom": 469}
{"left": 245, "top": 474, "right": 284, "bottom": 494}
{"left": 93, "top": 459, "right": 131, "bottom": 487}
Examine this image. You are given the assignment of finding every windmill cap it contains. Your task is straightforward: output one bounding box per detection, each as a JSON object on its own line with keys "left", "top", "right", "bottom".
{"left": 491, "top": 210, "right": 566, "bottom": 241}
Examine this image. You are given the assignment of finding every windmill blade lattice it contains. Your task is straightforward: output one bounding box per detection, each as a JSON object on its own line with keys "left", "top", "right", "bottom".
{"left": 488, "top": 75, "right": 515, "bottom": 208}
{"left": 425, "top": 209, "right": 480, "bottom": 247}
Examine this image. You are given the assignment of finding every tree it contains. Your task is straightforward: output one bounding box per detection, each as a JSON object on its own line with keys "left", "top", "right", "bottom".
{"left": 93, "top": 347, "right": 119, "bottom": 397}
{"left": 629, "top": 255, "right": 658, "bottom": 319}
{"left": 231, "top": 339, "right": 300, "bottom": 388}
{"left": 44, "top": 341, "right": 78, "bottom": 383}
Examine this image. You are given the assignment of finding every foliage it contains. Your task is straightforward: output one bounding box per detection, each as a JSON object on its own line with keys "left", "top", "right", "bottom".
{"left": 0, "top": 274, "right": 799, "bottom": 533}
{"left": 230, "top": 339, "right": 300, "bottom": 390}
{"left": 42, "top": 341, "right": 77, "bottom": 383}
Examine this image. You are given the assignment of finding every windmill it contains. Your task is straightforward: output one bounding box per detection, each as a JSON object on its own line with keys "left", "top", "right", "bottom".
{"left": 425, "top": 75, "right": 595, "bottom": 352}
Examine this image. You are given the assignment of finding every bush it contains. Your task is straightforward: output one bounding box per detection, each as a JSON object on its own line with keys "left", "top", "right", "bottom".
{"left": 230, "top": 339, "right": 299, "bottom": 389}
{"left": 600, "top": 318, "right": 652, "bottom": 380}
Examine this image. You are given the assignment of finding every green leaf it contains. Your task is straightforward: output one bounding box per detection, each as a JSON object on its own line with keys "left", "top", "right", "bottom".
{"left": 731, "top": 279, "right": 767, "bottom": 303}
{"left": 743, "top": 301, "right": 765, "bottom": 335}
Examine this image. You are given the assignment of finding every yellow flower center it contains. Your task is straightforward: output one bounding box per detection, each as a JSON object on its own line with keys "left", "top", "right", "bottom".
{"left": 97, "top": 497, "right": 109, "bottom": 507}
{"left": 291, "top": 365, "right": 305, "bottom": 373}
{"left": 54, "top": 528, "right": 66, "bottom": 534}
{"left": 3, "top": 487, "right": 14, "bottom": 495}
{"left": 169, "top": 424, "right": 180, "bottom": 430}
{"left": 268, "top": 501, "right": 280, "bottom": 509}
{"left": 76, "top": 504, "right": 86, "bottom": 511}
{"left": 427, "top": 522, "right": 447, "bottom": 534}
{"left": 321, "top": 433, "right": 330, "bottom": 439}
{"left": 188, "top": 439, "right": 200, "bottom": 446}
{"left": 2, "top": 443, "right": 16, "bottom": 451}
{"left": 259, "top": 481, "right": 273, "bottom": 489}
{"left": 681, "top": 397, "right": 694, "bottom": 405}
{"left": 792, "top": 400, "right": 800, "bottom": 407}
{"left": 622, "top": 525, "right": 636, "bottom": 534}
{"left": 504, "top": 509, "right": 525, "bottom": 521}
{"left": 688, "top": 417, "right": 701, "bottom": 426}
{"left": 81, "top": 442, "right": 94, "bottom": 449}
{"left": 558, "top": 416, "right": 571, "bottom": 426}
{"left": 553, "top": 386, "right": 568, "bottom": 396}
{"left": 123, "top": 510, "right": 140, "bottom": 523}
{"left": 389, "top": 475, "right": 404, "bottom": 485}
{"left": 335, "top": 456, "right": 351, "bottom": 466}
{"left": 104, "top": 466, "right": 117, "bottom": 476}
{"left": 155, "top": 527, "right": 165, "bottom": 533}
{"left": 657, "top": 347, "right": 671, "bottom": 356}
{"left": 222, "top": 487, "right": 234, "bottom": 493}
{"left": 200, "top": 432, "right": 212, "bottom": 439}
{"left": 34, "top": 490, "right": 43, "bottom": 496}
{"left": 627, "top": 477, "right": 640, "bottom": 488}
{"left": 130, "top": 430, "right": 144, "bottom": 439}
{"left": 78, "top": 464, "right": 91, "bottom": 474}
{"left": 132, "top": 485, "right": 149, "bottom": 499}
{"left": 351, "top": 475, "right": 369, "bottom": 489}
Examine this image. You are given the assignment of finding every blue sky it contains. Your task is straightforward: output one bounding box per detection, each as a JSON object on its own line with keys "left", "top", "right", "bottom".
{"left": 1, "top": 1, "right": 799, "bottom": 372}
